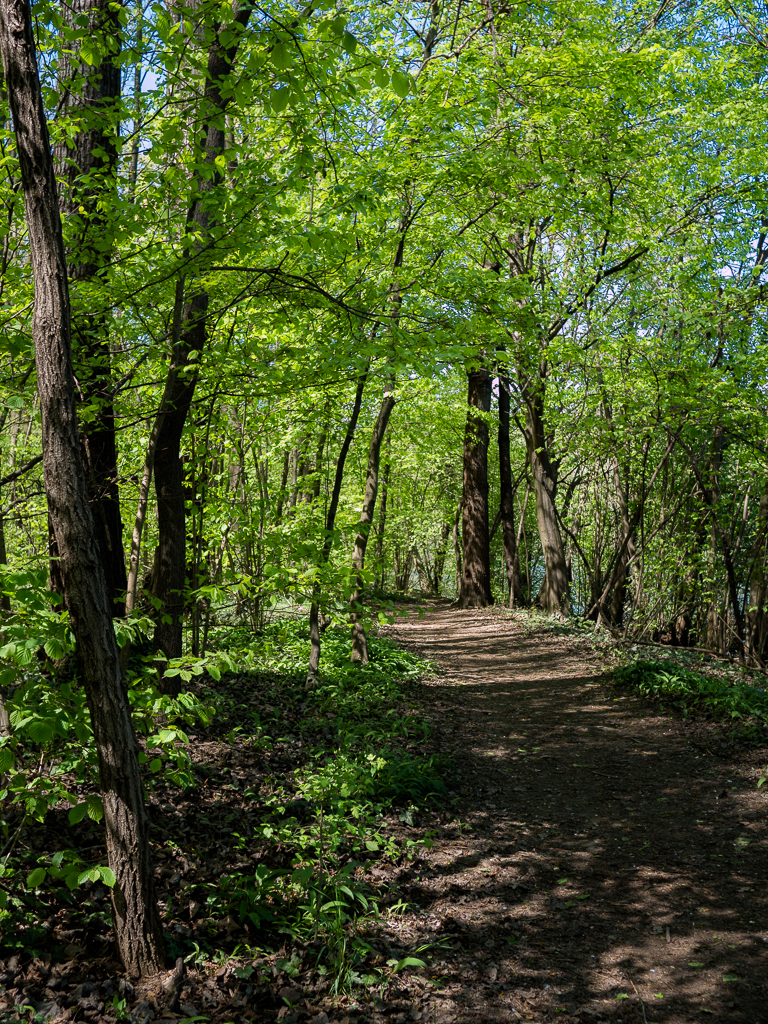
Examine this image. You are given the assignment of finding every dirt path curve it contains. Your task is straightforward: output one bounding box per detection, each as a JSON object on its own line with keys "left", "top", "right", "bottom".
{"left": 377, "top": 606, "right": 768, "bottom": 1024}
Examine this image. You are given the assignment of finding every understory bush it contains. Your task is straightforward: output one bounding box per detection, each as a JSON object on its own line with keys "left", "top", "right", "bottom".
{"left": 0, "top": 614, "right": 446, "bottom": 990}
{"left": 613, "top": 659, "right": 768, "bottom": 723}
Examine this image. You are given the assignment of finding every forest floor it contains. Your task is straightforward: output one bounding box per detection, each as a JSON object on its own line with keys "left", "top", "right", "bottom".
{"left": 373, "top": 602, "right": 768, "bottom": 1024}
{"left": 3, "top": 603, "right": 768, "bottom": 1024}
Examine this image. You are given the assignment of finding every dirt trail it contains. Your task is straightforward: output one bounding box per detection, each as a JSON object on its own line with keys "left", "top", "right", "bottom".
{"left": 376, "top": 605, "right": 768, "bottom": 1024}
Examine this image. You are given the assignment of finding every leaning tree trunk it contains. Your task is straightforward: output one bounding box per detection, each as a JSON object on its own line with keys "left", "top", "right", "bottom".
{"left": 0, "top": 0, "right": 164, "bottom": 975}
{"left": 608, "top": 456, "right": 637, "bottom": 628}
{"left": 498, "top": 376, "right": 526, "bottom": 607}
{"left": 373, "top": 427, "right": 391, "bottom": 588}
{"left": 307, "top": 367, "right": 368, "bottom": 685}
{"left": 522, "top": 371, "right": 570, "bottom": 615}
{"left": 458, "top": 368, "right": 493, "bottom": 608}
{"left": 746, "top": 480, "right": 768, "bottom": 666}
{"left": 51, "top": 0, "right": 126, "bottom": 614}
{"left": 350, "top": 390, "right": 396, "bottom": 664}
{"left": 152, "top": 2, "right": 251, "bottom": 662}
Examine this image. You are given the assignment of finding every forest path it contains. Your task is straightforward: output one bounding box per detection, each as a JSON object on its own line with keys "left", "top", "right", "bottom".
{"left": 375, "top": 605, "right": 768, "bottom": 1024}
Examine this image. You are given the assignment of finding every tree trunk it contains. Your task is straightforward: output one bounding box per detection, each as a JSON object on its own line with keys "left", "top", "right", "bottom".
{"left": 608, "top": 457, "right": 637, "bottom": 627}
{"left": 433, "top": 520, "right": 451, "bottom": 594}
{"left": 350, "top": 391, "right": 396, "bottom": 663}
{"left": 374, "top": 428, "right": 391, "bottom": 588}
{"left": 498, "top": 376, "right": 526, "bottom": 607}
{"left": 274, "top": 449, "right": 290, "bottom": 523}
{"left": 0, "top": 0, "right": 164, "bottom": 975}
{"left": 522, "top": 370, "right": 570, "bottom": 615}
{"left": 452, "top": 499, "right": 462, "bottom": 597}
{"left": 307, "top": 368, "right": 368, "bottom": 685}
{"left": 746, "top": 481, "right": 768, "bottom": 666}
{"left": 52, "top": 0, "right": 126, "bottom": 614}
{"left": 151, "top": 2, "right": 251, "bottom": 661}
{"left": 459, "top": 369, "right": 493, "bottom": 608}
{"left": 412, "top": 546, "right": 432, "bottom": 593}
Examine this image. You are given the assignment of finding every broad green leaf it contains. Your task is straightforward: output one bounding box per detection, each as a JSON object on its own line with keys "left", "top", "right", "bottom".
{"left": 26, "top": 867, "right": 46, "bottom": 888}
{"left": 391, "top": 71, "right": 409, "bottom": 98}
{"left": 272, "top": 88, "right": 290, "bottom": 112}
{"left": 87, "top": 799, "right": 104, "bottom": 822}
{"left": 69, "top": 803, "right": 88, "bottom": 825}
{"left": 271, "top": 42, "right": 291, "bottom": 71}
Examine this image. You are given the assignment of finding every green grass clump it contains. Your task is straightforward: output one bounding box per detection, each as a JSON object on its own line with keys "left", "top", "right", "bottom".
{"left": 613, "top": 659, "right": 768, "bottom": 722}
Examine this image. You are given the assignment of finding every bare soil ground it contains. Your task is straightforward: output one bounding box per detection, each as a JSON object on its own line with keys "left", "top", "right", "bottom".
{"left": 373, "top": 604, "right": 768, "bottom": 1024}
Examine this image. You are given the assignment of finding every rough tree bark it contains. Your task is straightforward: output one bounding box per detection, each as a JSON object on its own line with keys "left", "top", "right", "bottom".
{"left": 52, "top": 0, "right": 126, "bottom": 614}
{"left": 0, "top": 0, "right": 164, "bottom": 975}
{"left": 152, "top": 3, "right": 251, "bottom": 661}
{"left": 498, "top": 375, "right": 526, "bottom": 607}
{"left": 458, "top": 369, "right": 493, "bottom": 608}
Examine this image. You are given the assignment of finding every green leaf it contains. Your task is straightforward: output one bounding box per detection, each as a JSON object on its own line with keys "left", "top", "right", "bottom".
{"left": 87, "top": 799, "right": 104, "bottom": 822}
{"left": 0, "top": 748, "right": 14, "bottom": 773}
{"left": 28, "top": 719, "right": 54, "bottom": 744}
{"left": 272, "top": 88, "right": 290, "bottom": 112}
{"left": 68, "top": 803, "right": 88, "bottom": 825}
{"left": 688, "top": 961, "right": 705, "bottom": 967}
{"left": 80, "top": 36, "right": 98, "bottom": 66}
{"left": 393, "top": 957, "right": 426, "bottom": 972}
{"left": 43, "top": 637, "right": 65, "bottom": 660}
{"left": 149, "top": 758, "right": 162, "bottom": 773}
{"left": 391, "top": 71, "right": 409, "bottom": 98}
{"left": 271, "top": 42, "right": 291, "bottom": 71}
{"left": 342, "top": 30, "right": 357, "bottom": 54}
{"left": 722, "top": 974, "right": 739, "bottom": 982}
{"left": 26, "top": 867, "right": 46, "bottom": 888}
{"left": 374, "top": 67, "right": 389, "bottom": 88}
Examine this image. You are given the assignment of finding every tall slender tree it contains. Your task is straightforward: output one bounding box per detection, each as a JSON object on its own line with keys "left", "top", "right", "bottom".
{"left": 0, "top": 0, "right": 164, "bottom": 976}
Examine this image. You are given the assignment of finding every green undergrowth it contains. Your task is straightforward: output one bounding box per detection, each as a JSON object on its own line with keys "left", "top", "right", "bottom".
{"left": 613, "top": 659, "right": 768, "bottom": 726}
{"left": 193, "top": 622, "right": 447, "bottom": 989}
{"left": 1, "top": 617, "right": 448, "bottom": 994}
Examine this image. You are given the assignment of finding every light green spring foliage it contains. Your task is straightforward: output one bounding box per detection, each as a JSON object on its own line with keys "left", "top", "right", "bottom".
{"left": 0, "top": 1, "right": 767, "bottom": 628}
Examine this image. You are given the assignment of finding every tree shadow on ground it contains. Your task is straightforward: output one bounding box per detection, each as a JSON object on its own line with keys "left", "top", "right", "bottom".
{"left": 378, "top": 608, "right": 768, "bottom": 1024}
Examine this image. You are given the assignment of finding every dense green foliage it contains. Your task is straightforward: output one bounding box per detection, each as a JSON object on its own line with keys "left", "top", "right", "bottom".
{"left": 614, "top": 658, "right": 768, "bottom": 724}
{"left": 0, "top": 623, "right": 442, "bottom": 985}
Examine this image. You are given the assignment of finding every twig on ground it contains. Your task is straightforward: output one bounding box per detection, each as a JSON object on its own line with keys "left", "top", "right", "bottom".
{"left": 628, "top": 975, "right": 649, "bottom": 1024}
